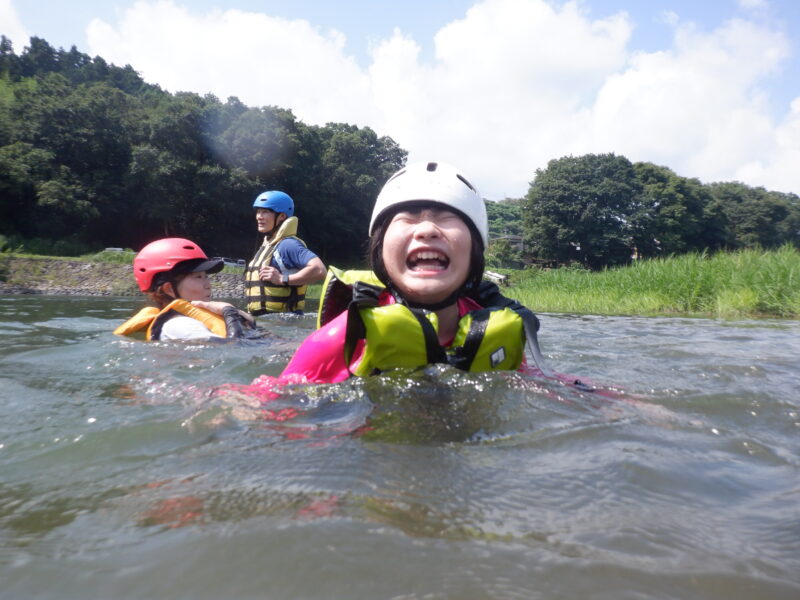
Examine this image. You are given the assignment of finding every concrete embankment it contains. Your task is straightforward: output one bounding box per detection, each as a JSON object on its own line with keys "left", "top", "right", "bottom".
{"left": 0, "top": 257, "right": 245, "bottom": 298}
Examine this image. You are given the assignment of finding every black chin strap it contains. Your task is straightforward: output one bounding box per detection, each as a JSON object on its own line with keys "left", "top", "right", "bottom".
{"left": 387, "top": 282, "right": 461, "bottom": 313}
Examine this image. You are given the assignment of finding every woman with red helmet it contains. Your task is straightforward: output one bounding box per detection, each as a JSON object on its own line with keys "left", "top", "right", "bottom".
{"left": 114, "top": 238, "right": 255, "bottom": 341}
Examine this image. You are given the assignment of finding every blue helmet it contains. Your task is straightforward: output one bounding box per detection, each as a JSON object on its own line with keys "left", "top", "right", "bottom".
{"left": 252, "top": 190, "right": 294, "bottom": 216}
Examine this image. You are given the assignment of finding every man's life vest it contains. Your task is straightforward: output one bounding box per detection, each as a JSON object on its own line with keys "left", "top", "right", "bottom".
{"left": 245, "top": 216, "right": 308, "bottom": 315}
{"left": 113, "top": 299, "right": 228, "bottom": 340}
{"left": 316, "top": 267, "right": 553, "bottom": 376}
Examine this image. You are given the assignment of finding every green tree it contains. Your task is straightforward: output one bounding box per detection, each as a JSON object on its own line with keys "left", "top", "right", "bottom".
{"left": 0, "top": 142, "right": 55, "bottom": 235}
{"left": 0, "top": 36, "right": 21, "bottom": 81}
{"left": 709, "top": 182, "right": 800, "bottom": 249}
{"left": 486, "top": 237, "right": 522, "bottom": 269}
{"left": 0, "top": 35, "right": 408, "bottom": 262}
{"left": 146, "top": 92, "right": 211, "bottom": 162}
{"left": 631, "top": 162, "right": 728, "bottom": 257}
{"left": 17, "top": 37, "right": 59, "bottom": 77}
{"left": 35, "top": 165, "right": 99, "bottom": 236}
{"left": 297, "top": 123, "right": 406, "bottom": 263}
{"left": 523, "top": 153, "right": 641, "bottom": 269}
{"left": 213, "top": 105, "right": 302, "bottom": 180}
{"left": 486, "top": 198, "right": 523, "bottom": 238}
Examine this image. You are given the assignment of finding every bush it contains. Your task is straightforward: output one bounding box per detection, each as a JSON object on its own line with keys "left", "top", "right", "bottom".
{"left": 3, "top": 235, "right": 92, "bottom": 257}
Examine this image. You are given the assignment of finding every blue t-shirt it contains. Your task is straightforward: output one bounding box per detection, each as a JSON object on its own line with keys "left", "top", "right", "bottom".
{"left": 272, "top": 238, "right": 319, "bottom": 273}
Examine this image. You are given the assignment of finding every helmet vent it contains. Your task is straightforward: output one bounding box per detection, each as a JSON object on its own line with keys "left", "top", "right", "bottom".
{"left": 457, "top": 174, "right": 477, "bottom": 193}
{"left": 426, "top": 162, "right": 438, "bottom": 171}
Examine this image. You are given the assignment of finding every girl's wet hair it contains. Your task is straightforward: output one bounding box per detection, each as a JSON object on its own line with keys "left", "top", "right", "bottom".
{"left": 367, "top": 201, "right": 485, "bottom": 299}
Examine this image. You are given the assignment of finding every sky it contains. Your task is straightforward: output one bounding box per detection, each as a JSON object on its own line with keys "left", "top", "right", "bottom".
{"left": 2, "top": 0, "right": 799, "bottom": 199}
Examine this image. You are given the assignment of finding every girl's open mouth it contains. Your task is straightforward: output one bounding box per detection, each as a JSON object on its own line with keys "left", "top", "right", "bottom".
{"left": 407, "top": 249, "right": 449, "bottom": 272}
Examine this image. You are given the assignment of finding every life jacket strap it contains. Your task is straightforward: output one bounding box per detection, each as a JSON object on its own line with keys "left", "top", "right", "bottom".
{"left": 343, "top": 281, "right": 384, "bottom": 367}
{"left": 446, "top": 309, "right": 489, "bottom": 370}
{"left": 468, "top": 280, "right": 553, "bottom": 377}
{"left": 409, "top": 307, "right": 447, "bottom": 365}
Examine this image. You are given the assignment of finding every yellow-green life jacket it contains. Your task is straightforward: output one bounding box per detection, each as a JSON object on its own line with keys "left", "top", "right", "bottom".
{"left": 351, "top": 302, "right": 526, "bottom": 375}
{"left": 316, "top": 266, "right": 384, "bottom": 328}
{"left": 245, "top": 216, "right": 308, "bottom": 315}
{"left": 317, "top": 267, "right": 540, "bottom": 375}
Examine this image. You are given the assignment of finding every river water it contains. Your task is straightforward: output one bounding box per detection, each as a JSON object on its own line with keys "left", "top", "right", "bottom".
{"left": 0, "top": 295, "right": 798, "bottom": 599}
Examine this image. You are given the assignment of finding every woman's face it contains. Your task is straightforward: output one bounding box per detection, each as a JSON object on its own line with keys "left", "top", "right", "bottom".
{"left": 381, "top": 206, "right": 472, "bottom": 306}
{"left": 174, "top": 271, "right": 213, "bottom": 302}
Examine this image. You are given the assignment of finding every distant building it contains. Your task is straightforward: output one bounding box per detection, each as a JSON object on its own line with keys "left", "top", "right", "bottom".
{"left": 491, "top": 234, "right": 524, "bottom": 252}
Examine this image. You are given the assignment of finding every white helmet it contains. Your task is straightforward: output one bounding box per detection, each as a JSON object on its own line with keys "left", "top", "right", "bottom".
{"left": 369, "top": 161, "right": 488, "bottom": 248}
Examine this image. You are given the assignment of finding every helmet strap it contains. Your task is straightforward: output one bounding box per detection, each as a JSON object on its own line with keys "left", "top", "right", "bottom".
{"left": 265, "top": 212, "right": 286, "bottom": 240}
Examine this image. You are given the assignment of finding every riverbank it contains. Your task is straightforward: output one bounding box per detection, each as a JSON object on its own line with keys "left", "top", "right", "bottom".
{"left": 509, "top": 245, "right": 800, "bottom": 319}
{"left": 3, "top": 247, "right": 798, "bottom": 318}
{"left": 0, "top": 256, "right": 244, "bottom": 297}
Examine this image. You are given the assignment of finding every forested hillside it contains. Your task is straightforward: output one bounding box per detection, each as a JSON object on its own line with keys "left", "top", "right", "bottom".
{"left": 2, "top": 36, "right": 798, "bottom": 270}
{"left": 0, "top": 36, "right": 406, "bottom": 263}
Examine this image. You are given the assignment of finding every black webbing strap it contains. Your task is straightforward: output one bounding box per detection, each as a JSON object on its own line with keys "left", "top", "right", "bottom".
{"left": 469, "top": 281, "right": 554, "bottom": 377}
{"left": 284, "top": 286, "right": 300, "bottom": 313}
{"left": 343, "top": 281, "right": 384, "bottom": 367}
{"left": 446, "top": 309, "right": 489, "bottom": 371}
{"left": 408, "top": 308, "right": 447, "bottom": 365}
{"left": 148, "top": 308, "right": 178, "bottom": 341}
{"left": 343, "top": 283, "right": 448, "bottom": 371}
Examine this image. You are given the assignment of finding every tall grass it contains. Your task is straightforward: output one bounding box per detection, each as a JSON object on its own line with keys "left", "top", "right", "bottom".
{"left": 508, "top": 245, "right": 800, "bottom": 319}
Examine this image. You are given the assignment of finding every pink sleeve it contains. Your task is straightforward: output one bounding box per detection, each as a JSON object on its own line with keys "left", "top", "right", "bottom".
{"left": 280, "top": 310, "right": 356, "bottom": 384}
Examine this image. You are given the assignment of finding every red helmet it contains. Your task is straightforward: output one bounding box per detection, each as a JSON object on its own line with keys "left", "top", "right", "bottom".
{"left": 133, "top": 238, "right": 222, "bottom": 292}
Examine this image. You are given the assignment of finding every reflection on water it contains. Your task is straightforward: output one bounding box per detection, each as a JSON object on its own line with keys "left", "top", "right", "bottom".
{"left": 0, "top": 295, "right": 799, "bottom": 599}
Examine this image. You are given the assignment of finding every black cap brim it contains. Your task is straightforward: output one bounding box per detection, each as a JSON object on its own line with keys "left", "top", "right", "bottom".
{"left": 172, "top": 258, "right": 224, "bottom": 275}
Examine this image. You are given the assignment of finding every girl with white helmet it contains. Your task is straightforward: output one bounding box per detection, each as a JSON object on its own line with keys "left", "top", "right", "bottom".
{"left": 114, "top": 237, "right": 255, "bottom": 341}
{"left": 278, "top": 161, "right": 552, "bottom": 383}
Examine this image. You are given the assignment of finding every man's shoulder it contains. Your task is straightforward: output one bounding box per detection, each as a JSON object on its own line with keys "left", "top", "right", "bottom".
{"left": 278, "top": 236, "right": 316, "bottom": 258}
{"left": 277, "top": 236, "right": 306, "bottom": 248}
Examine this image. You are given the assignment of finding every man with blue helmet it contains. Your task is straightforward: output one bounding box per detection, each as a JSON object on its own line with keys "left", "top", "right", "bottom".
{"left": 245, "top": 190, "right": 326, "bottom": 315}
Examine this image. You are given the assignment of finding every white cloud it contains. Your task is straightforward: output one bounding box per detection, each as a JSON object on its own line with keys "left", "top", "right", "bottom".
{"left": 0, "top": 0, "right": 29, "bottom": 49}
{"left": 737, "top": 0, "right": 768, "bottom": 11}
{"left": 658, "top": 11, "right": 680, "bottom": 27}
{"left": 735, "top": 97, "right": 800, "bottom": 192}
{"left": 87, "top": 0, "right": 374, "bottom": 125}
{"left": 370, "top": 0, "right": 633, "bottom": 198}
{"left": 84, "top": 0, "right": 799, "bottom": 198}
{"left": 588, "top": 17, "right": 790, "bottom": 185}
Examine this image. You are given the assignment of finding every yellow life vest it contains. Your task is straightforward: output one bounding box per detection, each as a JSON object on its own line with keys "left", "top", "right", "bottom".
{"left": 113, "top": 299, "right": 228, "bottom": 340}
{"left": 316, "top": 267, "right": 530, "bottom": 375}
{"left": 316, "top": 266, "right": 384, "bottom": 328}
{"left": 351, "top": 302, "right": 526, "bottom": 375}
{"left": 245, "top": 216, "right": 308, "bottom": 315}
